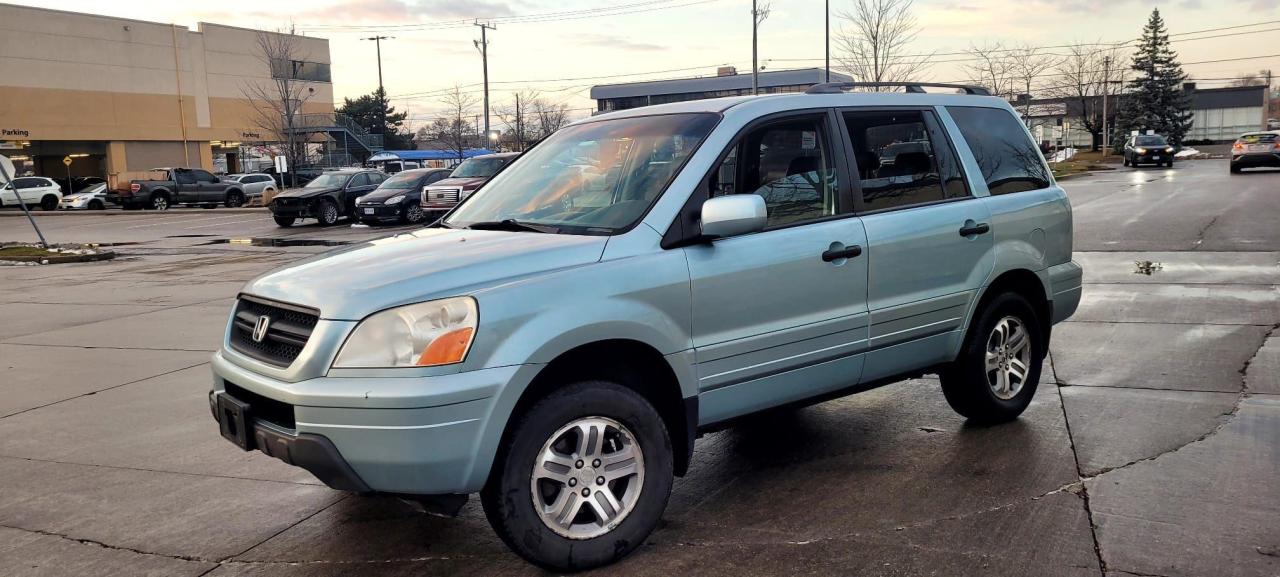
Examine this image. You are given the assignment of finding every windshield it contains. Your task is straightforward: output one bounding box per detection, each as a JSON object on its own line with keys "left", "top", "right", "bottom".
{"left": 446, "top": 113, "right": 719, "bottom": 234}
{"left": 1135, "top": 136, "right": 1168, "bottom": 146}
{"left": 305, "top": 173, "right": 350, "bottom": 189}
{"left": 450, "top": 157, "right": 509, "bottom": 178}
{"left": 380, "top": 171, "right": 425, "bottom": 189}
{"left": 75, "top": 183, "right": 104, "bottom": 194}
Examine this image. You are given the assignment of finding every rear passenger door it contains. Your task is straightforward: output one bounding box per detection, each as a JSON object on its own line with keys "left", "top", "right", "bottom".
{"left": 173, "top": 170, "right": 199, "bottom": 204}
{"left": 686, "top": 111, "right": 871, "bottom": 423}
{"left": 838, "top": 108, "right": 994, "bottom": 382}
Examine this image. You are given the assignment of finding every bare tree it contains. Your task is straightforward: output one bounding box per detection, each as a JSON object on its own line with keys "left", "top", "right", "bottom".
{"left": 1228, "top": 69, "right": 1272, "bottom": 87}
{"left": 493, "top": 89, "right": 539, "bottom": 151}
{"left": 430, "top": 86, "right": 480, "bottom": 162}
{"left": 1008, "top": 44, "right": 1059, "bottom": 118}
{"left": 241, "top": 26, "right": 317, "bottom": 185}
{"left": 835, "top": 0, "right": 931, "bottom": 90}
{"left": 963, "top": 41, "right": 1017, "bottom": 98}
{"left": 1046, "top": 42, "right": 1126, "bottom": 151}
{"left": 529, "top": 98, "right": 570, "bottom": 140}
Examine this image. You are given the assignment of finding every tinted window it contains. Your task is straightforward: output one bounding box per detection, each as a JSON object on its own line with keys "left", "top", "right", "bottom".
{"left": 369, "top": 172, "right": 387, "bottom": 184}
{"left": 451, "top": 157, "right": 508, "bottom": 178}
{"left": 349, "top": 173, "right": 370, "bottom": 187}
{"left": 175, "top": 171, "right": 197, "bottom": 185}
{"left": 424, "top": 171, "right": 448, "bottom": 184}
{"left": 947, "top": 106, "right": 1051, "bottom": 195}
{"left": 193, "top": 170, "right": 218, "bottom": 183}
{"left": 12, "top": 177, "right": 41, "bottom": 189}
{"left": 711, "top": 115, "right": 838, "bottom": 228}
{"left": 844, "top": 110, "right": 965, "bottom": 211}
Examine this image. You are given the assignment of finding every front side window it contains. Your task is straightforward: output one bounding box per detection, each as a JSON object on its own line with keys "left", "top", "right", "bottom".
{"left": 844, "top": 110, "right": 964, "bottom": 211}
{"left": 349, "top": 173, "right": 371, "bottom": 187}
{"left": 446, "top": 113, "right": 719, "bottom": 234}
{"left": 175, "top": 171, "right": 196, "bottom": 185}
{"left": 947, "top": 106, "right": 1051, "bottom": 195}
{"left": 193, "top": 170, "right": 218, "bottom": 183}
{"left": 710, "top": 116, "right": 837, "bottom": 228}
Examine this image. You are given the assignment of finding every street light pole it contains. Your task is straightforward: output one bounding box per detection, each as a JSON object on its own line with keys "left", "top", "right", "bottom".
{"left": 1101, "top": 55, "right": 1111, "bottom": 155}
{"left": 474, "top": 21, "right": 496, "bottom": 147}
{"left": 825, "top": 0, "right": 830, "bottom": 83}
{"left": 362, "top": 36, "right": 394, "bottom": 143}
{"left": 752, "top": 0, "right": 759, "bottom": 95}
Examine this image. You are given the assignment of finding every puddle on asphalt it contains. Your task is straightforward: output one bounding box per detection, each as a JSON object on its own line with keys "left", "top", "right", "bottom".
{"left": 1134, "top": 260, "right": 1164, "bottom": 275}
{"left": 202, "top": 238, "right": 353, "bottom": 247}
{"left": 166, "top": 234, "right": 217, "bottom": 238}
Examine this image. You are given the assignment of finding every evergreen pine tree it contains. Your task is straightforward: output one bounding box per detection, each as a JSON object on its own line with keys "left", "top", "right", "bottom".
{"left": 1114, "top": 8, "right": 1194, "bottom": 148}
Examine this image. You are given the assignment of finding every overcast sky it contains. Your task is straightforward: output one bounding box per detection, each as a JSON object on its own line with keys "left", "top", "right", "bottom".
{"left": 13, "top": 0, "right": 1279, "bottom": 129}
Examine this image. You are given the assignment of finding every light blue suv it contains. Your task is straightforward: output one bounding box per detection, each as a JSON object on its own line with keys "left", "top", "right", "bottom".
{"left": 210, "top": 83, "right": 1082, "bottom": 571}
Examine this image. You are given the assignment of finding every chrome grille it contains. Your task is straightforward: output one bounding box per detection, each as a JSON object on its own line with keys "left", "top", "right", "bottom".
{"left": 423, "top": 186, "right": 462, "bottom": 204}
{"left": 228, "top": 295, "right": 319, "bottom": 368}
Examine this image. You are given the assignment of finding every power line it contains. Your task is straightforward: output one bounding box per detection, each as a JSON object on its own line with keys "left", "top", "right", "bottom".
{"left": 298, "top": 0, "right": 722, "bottom": 33}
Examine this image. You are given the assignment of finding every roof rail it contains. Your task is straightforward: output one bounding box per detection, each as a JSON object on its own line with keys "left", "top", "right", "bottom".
{"left": 805, "top": 82, "right": 991, "bottom": 96}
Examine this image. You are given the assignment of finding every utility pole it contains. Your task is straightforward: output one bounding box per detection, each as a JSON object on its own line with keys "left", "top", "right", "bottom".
{"left": 515, "top": 92, "right": 523, "bottom": 151}
{"left": 1101, "top": 55, "right": 1111, "bottom": 155}
{"left": 474, "top": 21, "right": 496, "bottom": 147}
{"left": 751, "top": 0, "right": 759, "bottom": 95}
{"left": 362, "top": 36, "right": 394, "bottom": 142}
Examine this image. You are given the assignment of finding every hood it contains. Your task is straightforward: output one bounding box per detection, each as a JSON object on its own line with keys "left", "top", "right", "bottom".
{"left": 63, "top": 192, "right": 96, "bottom": 201}
{"left": 428, "top": 177, "right": 488, "bottom": 190}
{"left": 358, "top": 187, "right": 416, "bottom": 202}
{"left": 242, "top": 228, "right": 607, "bottom": 320}
{"left": 275, "top": 186, "right": 340, "bottom": 199}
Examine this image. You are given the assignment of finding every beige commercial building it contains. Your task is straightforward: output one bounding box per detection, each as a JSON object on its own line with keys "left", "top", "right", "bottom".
{"left": 0, "top": 3, "right": 335, "bottom": 184}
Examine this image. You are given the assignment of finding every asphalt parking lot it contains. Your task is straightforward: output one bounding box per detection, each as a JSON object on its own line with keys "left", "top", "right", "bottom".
{"left": 1, "top": 159, "right": 1278, "bottom": 577}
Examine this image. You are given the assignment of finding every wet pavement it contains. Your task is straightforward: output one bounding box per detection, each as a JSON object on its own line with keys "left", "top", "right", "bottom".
{"left": 1, "top": 159, "right": 1278, "bottom": 576}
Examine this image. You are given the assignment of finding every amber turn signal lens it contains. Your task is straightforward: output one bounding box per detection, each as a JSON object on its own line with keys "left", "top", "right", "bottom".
{"left": 416, "top": 327, "right": 475, "bottom": 366}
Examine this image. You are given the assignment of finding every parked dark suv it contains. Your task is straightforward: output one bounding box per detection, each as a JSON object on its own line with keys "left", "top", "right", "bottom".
{"left": 268, "top": 169, "right": 385, "bottom": 227}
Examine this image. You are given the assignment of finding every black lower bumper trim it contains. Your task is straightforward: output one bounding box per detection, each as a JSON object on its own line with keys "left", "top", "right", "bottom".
{"left": 253, "top": 423, "right": 372, "bottom": 493}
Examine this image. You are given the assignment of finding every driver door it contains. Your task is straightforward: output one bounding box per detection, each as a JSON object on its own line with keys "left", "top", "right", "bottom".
{"left": 684, "top": 111, "right": 871, "bottom": 424}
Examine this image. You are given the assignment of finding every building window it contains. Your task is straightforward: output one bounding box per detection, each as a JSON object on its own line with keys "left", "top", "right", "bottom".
{"left": 270, "top": 59, "right": 331, "bottom": 83}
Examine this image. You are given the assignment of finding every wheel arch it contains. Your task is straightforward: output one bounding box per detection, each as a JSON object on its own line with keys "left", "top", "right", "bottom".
{"left": 964, "top": 268, "right": 1053, "bottom": 356}
{"left": 491, "top": 339, "right": 696, "bottom": 484}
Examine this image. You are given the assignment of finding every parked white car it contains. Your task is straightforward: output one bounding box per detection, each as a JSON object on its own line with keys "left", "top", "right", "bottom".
{"left": 226, "top": 173, "right": 277, "bottom": 205}
{"left": 0, "top": 176, "right": 62, "bottom": 211}
{"left": 59, "top": 182, "right": 111, "bottom": 210}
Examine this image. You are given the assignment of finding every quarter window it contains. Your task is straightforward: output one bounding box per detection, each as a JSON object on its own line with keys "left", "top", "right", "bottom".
{"left": 947, "top": 106, "right": 1051, "bottom": 195}
{"left": 844, "top": 110, "right": 965, "bottom": 212}
{"left": 710, "top": 116, "right": 838, "bottom": 228}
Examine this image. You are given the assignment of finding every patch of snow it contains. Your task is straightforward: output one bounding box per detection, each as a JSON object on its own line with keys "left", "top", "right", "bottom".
{"left": 1175, "top": 147, "right": 1200, "bottom": 158}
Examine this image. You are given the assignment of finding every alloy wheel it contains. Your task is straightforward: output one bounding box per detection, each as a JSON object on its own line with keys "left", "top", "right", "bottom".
{"left": 152, "top": 196, "right": 169, "bottom": 210}
{"left": 405, "top": 204, "right": 425, "bottom": 223}
{"left": 985, "top": 316, "right": 1032, "bottom": 400}
{"left": 531, "top": 416, "right": 645, "bottom": 540}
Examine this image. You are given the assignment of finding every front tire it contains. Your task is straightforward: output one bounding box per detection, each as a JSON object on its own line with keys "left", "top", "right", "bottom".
{"left": 316, "top": 199, "right": 339, "bottom": 226}
{"left": 402, "top": 203, "right": 426, "bottom": 224}
{"left": 41, "top": 195, "right": 58, "bottom": 211}
{"left": 940, "top": 292, "right": 1044, "bottom": 424}
{"left": 482, "top": 381, "right": 673, "bottom": 572}
{"left": 89, "top": 200, "right": 105, "bottom": 210}
{"left": 273, "top": 215, "right": 296, "bottom": 227}
{"left": 225, "top": 190, "right": 245, "bottom": 208}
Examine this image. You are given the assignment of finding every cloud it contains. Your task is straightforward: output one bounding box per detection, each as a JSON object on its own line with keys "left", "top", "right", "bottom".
{"left": 574, "top": 33, "right": 666, "bottom": 52}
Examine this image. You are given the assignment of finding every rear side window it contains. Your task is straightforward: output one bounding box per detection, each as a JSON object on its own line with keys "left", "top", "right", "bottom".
{"left": 844, "top": 110, "right": 967, "bottom": 212}
{"left": 947, "top": 106, "right": 1051, "bottom": 195}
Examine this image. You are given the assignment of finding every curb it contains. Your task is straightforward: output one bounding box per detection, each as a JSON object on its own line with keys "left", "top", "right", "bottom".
{"left": 0, "top": 250, "right": 116, "bottom": 264}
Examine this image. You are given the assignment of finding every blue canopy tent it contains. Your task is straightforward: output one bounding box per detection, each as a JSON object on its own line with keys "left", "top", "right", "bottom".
{"left": 367, "top": 149, "right": 495, "bottom": 173}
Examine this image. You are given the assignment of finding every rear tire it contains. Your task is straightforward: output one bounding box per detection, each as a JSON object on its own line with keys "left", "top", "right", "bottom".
{"left": 40, "top": 195, "right": 58, "bottom": 211}
{"left": 273, "top": 215, "right": 296, "bottom": 227}
{"left": 150, "top": 195, "right": 170, "bottom": 211}
{"left": 89, "top": 200, "right": 105, "bottom": 210}
{"left": 940, "top": 292, "right": 1044, "bottom": 424}
{"left": 481, "top": 381, "right": 673, "bottom": 572}
{"left": 225, "top": 190, "right": 245, "bottom": 208}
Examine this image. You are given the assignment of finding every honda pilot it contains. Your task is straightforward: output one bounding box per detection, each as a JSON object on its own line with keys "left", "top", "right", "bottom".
{"left": 210, "top": 83, "right": 1082, "bottom": 571}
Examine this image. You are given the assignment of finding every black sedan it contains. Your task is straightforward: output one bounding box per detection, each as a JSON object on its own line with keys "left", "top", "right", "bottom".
{"left": 355, "top": 168, "right": 452, "bottom": 225}
{"left": 269, "top": 169, "right": 385, "bottom": 227}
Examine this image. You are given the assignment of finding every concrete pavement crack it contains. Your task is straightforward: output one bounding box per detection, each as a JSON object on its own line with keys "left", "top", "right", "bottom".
{"left": 0, "top": 523, "right": 214, "bottom": 565}
{"left": 1192, "top": 214, "right": 1221, "bottom": 250}
{"left": 1052, "top": 349, "right": 1107, "bottom": 576}
{"left": 0, "top": 361, "right": 211, "bottom": 420}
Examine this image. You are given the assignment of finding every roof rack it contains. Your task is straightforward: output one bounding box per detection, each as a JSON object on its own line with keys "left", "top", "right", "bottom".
{"left": 805, "top": 82, "right": 991, "bottom": 96}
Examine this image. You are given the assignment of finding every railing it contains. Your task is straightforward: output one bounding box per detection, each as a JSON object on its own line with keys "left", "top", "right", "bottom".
{"left": 285, "top": 113, "right": 384, "bottom": 152}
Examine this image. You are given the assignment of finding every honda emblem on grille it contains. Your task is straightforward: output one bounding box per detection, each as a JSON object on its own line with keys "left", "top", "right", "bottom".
{"left": 252, "top": 315, "right": 271, "bottom": 343}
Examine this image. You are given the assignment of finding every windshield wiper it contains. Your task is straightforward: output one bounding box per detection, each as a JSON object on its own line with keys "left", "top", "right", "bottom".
{"left": 466, "top": 219, "right": 559, "bottom": 234}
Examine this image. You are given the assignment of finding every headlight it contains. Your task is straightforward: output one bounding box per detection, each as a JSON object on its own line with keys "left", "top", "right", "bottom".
{"left": 333, "top": 296, "right": 477, "bottom": 368}
{"left": 1165, "top": 147, "right": 1174, "bottom": 153}
{"left": 385, "top": 194, "right": 405, "bottom": 205}
{"left": 1135, "top": 147, "right": 1147, "bottom": 154}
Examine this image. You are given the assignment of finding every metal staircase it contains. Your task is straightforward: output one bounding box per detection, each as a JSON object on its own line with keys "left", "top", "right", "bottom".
{"left": 285, "top": 113, "right": 384, "bottom": 167}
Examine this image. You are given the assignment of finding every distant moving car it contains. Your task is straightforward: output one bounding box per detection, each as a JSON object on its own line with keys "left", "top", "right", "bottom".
{"left": 420, "top": 152, "right": 519, "bottom": 211}
{"left": 108, "top": 167, "right": 248, "bottom": 210}
{"left": 59, "top": 182, "right": 112, "bottom": 210}
{"left": 1123, "top": 134, "right": 1175, "bottom": 168}
{"left": 1267, "top": 118, "right": 1280, "bottom": 130}
{"left": 355, "top": 167, "right": 451, "bottom": 226}
{"left": 1229, "top": 131, "right": 1280, "bottom": 174}
{"left": 226, "top": 173, "right": 277, "bottom": 204}
{"left": 269, "top": 169, "right": 386, "bottom": 227}
{"left": 0, "top": 176, "right": 62, "bottom": 210}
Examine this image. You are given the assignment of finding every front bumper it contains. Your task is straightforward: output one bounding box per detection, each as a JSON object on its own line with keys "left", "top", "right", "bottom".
{"left": 1132, "top": 152, "right": 1172, "bottom": 164}
{"left": 210, "top": 350, "right": 528, "bottom": 495}
{"left": 1231, "top": 152, "right": 1280, "bottom": 168}
{"left": 270, "top": 198, "right": 319, "bottom": 219}
{"left": 355, "top": 203, "right": 403, "bottom": 222}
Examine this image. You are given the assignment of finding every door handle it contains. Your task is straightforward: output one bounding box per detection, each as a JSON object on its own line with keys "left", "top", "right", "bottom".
{"left": 822, "top": 245, "right": 862, "bottom": 262}
{"left": 959, "top": 222, "right": 990, "bottom": 236}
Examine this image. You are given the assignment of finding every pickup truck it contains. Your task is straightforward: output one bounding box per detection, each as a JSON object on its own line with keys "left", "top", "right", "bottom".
{"left": 108, "top": 167, "right": 247, "bottom": 210}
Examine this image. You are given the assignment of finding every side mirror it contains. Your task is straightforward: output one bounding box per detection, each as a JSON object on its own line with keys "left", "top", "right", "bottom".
{"left": 699, "top": 195, "right": 767, "bottom": 240}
